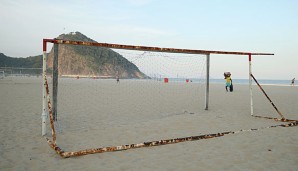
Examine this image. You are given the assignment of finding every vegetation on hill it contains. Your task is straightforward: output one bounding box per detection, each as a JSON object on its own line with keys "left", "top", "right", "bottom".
{"left": 0, "top": 53, "right": 42, "bottom": 68}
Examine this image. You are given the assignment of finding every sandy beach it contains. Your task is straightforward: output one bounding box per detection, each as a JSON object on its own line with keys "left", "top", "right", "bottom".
{"left": 0, "top": 77, "right": 297, "bottom": 171}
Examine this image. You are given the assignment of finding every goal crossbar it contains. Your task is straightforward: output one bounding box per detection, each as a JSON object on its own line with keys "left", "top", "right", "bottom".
{"left": 43, "top": 39, "right": 274, "bottom": 56}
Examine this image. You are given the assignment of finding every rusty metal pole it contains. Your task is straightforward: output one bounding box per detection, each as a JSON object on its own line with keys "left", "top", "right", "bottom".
{"left": 249, "top": 54, "right": 253, "bottom": 116}
{"left": 250, "top": 74, "right": 285, "bottom": 120}
{"left": 42, "top": 40, "right": 48, "bottom": 136}
{"left": 53, "top": 43, "right": 58, "bottom": 121}
{"left": 205, "top": 54, "right": 210, "bottom": 110}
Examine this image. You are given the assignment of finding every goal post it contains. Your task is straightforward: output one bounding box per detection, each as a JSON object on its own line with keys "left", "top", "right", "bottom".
{"left": 205, "top": 54, "right": 210, "bottom": 110}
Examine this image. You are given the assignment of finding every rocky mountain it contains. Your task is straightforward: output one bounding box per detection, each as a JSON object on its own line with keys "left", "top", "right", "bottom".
{"left": 0, "top": 32, "right": 147, "bottom": 79}
{"left": 47, "top": 32, "right": 147, "bottom": 78}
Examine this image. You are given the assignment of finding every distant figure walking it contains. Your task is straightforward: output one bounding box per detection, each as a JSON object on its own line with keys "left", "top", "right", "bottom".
{"left": 224, "top": 72, "right": 233, "bottom": 92}
{"left": 116, "top": 76, "right": 120, "bottom": 83}
{"left": 291, "top": 78, "right": 295, "bottom": 86}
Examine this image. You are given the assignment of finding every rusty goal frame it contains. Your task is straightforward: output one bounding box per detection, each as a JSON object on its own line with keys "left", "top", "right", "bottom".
{"left": 41, "top": 39, "right": 297, "bottom": 158}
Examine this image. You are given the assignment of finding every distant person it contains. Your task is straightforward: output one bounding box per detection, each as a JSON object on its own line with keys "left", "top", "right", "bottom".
{"left": 291, "top": 78, "right": 295, "bottom": 86}
{"left": 116, "top": 76, "right": 120, "bottom": 83}
{"left": 224, "top": 72, "right": 233, "bottom": 92}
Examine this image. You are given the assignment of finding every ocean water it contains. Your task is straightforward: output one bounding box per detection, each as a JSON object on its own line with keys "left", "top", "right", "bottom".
{"left": 166, "top": 78, "right": 293, "bottom": 86}
{"left": 209, "top": 79, "right": 292, "bottom": 85}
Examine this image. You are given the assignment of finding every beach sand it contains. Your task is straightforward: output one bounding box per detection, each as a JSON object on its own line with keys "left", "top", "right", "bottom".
{"left": 0, "top": 77, "right": 297, "bottom": 171}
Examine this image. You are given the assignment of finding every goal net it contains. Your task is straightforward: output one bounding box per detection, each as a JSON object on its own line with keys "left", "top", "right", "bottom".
{"left": 45, "top": 42, "right": 208, "bottom": 151}
{"left": 0, "top": 67, "right": 42, "bottom": 82}
{"left": 42, "top": 39, "right": 298, "bottom": 158}
{"left": 0, "top": 71, "right": 4, "bottom": 79}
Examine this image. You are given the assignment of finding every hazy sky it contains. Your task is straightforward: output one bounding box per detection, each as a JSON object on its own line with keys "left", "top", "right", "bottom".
{"left": 0, "top": 0, "right": 297, "bottom": 79}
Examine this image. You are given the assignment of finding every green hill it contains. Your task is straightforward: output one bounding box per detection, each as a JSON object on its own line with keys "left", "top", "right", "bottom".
{"left": 0, "top": 53, "right": 42, "bottom": 68}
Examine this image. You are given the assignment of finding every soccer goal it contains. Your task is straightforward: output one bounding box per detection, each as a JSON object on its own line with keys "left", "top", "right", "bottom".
{"left": 0, "top": 67, "right": 42, "bottom": 78}
{"left": 42, "top": 39, "right": 291, "bottom": 158}
{"left": 8, "top": 67, "right": 42, "bottom": 77}
{"left": 0, "top": 71, "right": 4, "bottom": 79}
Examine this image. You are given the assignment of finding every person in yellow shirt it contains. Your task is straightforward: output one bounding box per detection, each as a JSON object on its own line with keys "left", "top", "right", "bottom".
{"left": 225, "top": 76, "right": 232, "bottom": 92}
{"left": 224, "top": 72, "right": 233, "bottom": 92}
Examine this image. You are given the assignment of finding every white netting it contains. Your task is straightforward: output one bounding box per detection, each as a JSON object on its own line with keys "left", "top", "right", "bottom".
{"left": 0, "top": 67, "right": 42, "bottom": 82}
{"left": 47, "top": 48, "right": 207, "bottom": 148}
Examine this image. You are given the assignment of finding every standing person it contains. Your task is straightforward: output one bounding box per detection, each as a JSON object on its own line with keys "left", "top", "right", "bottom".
{"left": 291, "top": 78, "right": 295, "bottom": 86}
{"left": 224, "top": 72, "right": 232, "bottom": 92}
{"left": 116, "top": 76, "right": 120, "bottom": 83}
